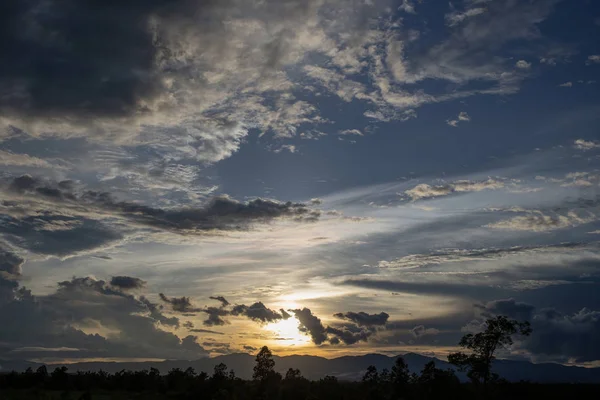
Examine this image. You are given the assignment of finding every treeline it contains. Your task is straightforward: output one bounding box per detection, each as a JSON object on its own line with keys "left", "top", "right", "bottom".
{"left": 1, "top": 352, "right": 599, "bottom": 400}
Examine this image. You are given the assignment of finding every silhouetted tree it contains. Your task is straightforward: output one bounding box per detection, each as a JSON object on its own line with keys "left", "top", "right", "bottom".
{"left": 363, "top": 365, "right": 379, "bottom": 384}
{"left": 417, "top": 361, "right": 460, "bottom": 400}
{"left": 363, "top": 365, "right": 382, "bottom": 400}
{"left": 391, "top": 356, "right": 411, "bottom": 399}
{"left": 253, "top": 346, "right": 282, "bottom": 399}
{"left": 212, "top": 363, "right": 229, "bottom": 381}
{"left": 448, "top": 315, "right": 532, "bottom": 386}
{"left": 50, "top": 366, "right": 69, "bottom": 390}
{"left": 253, "top": 346, "right": 276, "bottom": 381}
{"left": 284, "top": 368, "right": 302, "bottom": 380}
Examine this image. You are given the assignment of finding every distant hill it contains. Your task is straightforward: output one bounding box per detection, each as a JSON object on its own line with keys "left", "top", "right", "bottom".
{"left": 2, "top": 353, "right": 599, "bottom": 383}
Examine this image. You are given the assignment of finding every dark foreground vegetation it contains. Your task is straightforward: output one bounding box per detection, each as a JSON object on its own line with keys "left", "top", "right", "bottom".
{"left": 2, "top": 317, "right": 599, "bottom": 399}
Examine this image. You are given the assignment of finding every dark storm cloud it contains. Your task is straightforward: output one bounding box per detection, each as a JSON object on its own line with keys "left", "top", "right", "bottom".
{"left": 138, "top": 296, "right": 180, "bottom": 328}
{"left": 325, "top": 325, "right": 373, "bottom": 345}
{"left": 83, "top": 192, "right": 322, "bottom": 230}
{"left": 292, "top": 308, "right": 389, "bottom": 345}
{"left": 159, "top": 293, "right": 199, "bottom": 312}
{"left": 110, "top": 276, "right": 146, "bottom": 290}
{"left": 4, "top": 175, "right": 320, "bottom": 232}
{"left": 0, "top": 174, "right": 320, "bottom": 259}
{"left": 291, "top": 308, "right": 328, "bottom": 345}
{"left": 210, "top": 296, "right": 230, "bottom": 307}
{"left": 0, "top": 0, "right": 197, "bottom": 121}
{"left": 0, "top": 248, "right": 24, "bottom": 278}
{"left": 202, "top": 307, "right": 230, "bottom": 327}
{"left": 475, "top": 298, "right": 536, "bottom": 322}
{"left": 333, "top": 311, "right": 389, "bottom": 327}
{"left": 0, "top": 213, "right": 123, "bottom": 257}
{"left": 158, "top": 293, "right": 228, "bottom": 326}
{"left": 278, "top": 309, "right": 291, "bottom": 320}
{"left": 158, "top": 293, "right": 288, "bottom": 326}
{"left": 231, "top": 302, "right": 285, "bottom": 323}
{"left": 525, "top": 308, "right": 600, "bottom": 362}
{"left": 0, "top": 248, "right": 24, "bottom": 305}
{"left": 0, "top": 275, "right": 206, "bottom": 361}
{"left": 340, "top": 278, "right": 509, "bottom": 299}
{"left": 410, "top": 325, "right": 440, "bottom": 338}
{"left": 465, "top": 299, "right": 600, "bottom": 363}
{"left": 190, "top": 328, "right": 225, "bottom": 335}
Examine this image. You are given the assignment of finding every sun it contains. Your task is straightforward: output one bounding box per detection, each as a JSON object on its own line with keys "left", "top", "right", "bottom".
{"left": 265, "top": 317, "right": 311, "bottom": 346}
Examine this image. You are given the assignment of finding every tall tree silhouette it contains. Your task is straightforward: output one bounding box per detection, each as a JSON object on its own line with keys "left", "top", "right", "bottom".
{"left": 391, "top": 356, "right": 411, "bottom": 399}
{"left": 448, "top": 315, "right": 531, "bottom": 386}
{"left": 253, "top": 346, "right": 276, "bottom": 381}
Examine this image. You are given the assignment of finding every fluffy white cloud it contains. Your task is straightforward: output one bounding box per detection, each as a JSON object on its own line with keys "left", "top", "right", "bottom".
{"left": 586, "top": 55, "right": 600, "bottom": 65}
{"left": 447, "top": 111, "right": 471, "bottom": 127}
{"left": 486, "top": 211, "right": 597, "bottom": 232}
{"left": 405, "top": 177, "right": 503, "bottom": 200}
{"left": 574, "top": 139, "right": 600, "bottom": 151}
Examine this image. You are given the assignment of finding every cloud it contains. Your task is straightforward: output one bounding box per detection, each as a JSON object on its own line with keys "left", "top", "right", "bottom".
{"left": 190, "top": 328, "right": 225, "bottom": 335}
{"left": 0, "top": 0, "right": 563, "bottom": 214}
{"left": 291, "top": 308, "right": 328, "bottom": 345}
{"left": 515, "top": 60, "right": 532, "bottom": 69}
{"left": 231, "top": 302, "right": 285, "bottom": 323}
{"left": 486, "top": 211, "right": 597, "bottom": 232}
{"left": 466, "top": 299, "right": 600, "bottom": 363}
{"left": 0, "top": 275, "right": 207, "bottom": 362}
{"left": 325, "top": 325, "right": 373, "bottom": 345}
{"left": 445, "top": 7, "right": 487, "bottom": 27}
{"left": 446, "top": 111, "right": 471, "bottom": 127}
{"left": 404, "top": 177, "right": 504, "bottom": 200}
{"left": 403, "top": 0, "right": 559, "bottom": 93}
{"left": 110, "top": 276, "right": 146, "bottom": 290}
{"left": 0, "top": 174, "right": 321, "bottom": 257}
{"left": 273, "top": 145, "right": 298, "bottom": 154}
{"left": 410, "top": 325, "right": 440, "bottom": 338}
{"left": 0, "top": 150, "right": 61, "bottom": 169}
{"left": 12, "top": 176, "right": 320, "bottom": 231}
{"left": 405, "top": 183, "right": 454, "bottom": 200}
{"left": 586, "top": 55, "right": 600, "bottom": 65}
{"left": 158, "top": 293, "right": 289, "bottom": 326}
{"left": 338, "top": 129, "right": 363, "bottom": 136}
{"left": 0, "top": 212, "right": 123, "bottom": 258}
{"left": 209, "top": 296, "right": 230, "bottom": 307}
{"left": 0, "top": 248, "right": 24, "bottom": 279}
{"left": 525, "top": 308, "right": 600, "bottom": 362}
{"left": 475, "top": 298, "right": 536, "bottom": 322}
{"left": 376, "top": 243, "right": 587, "bottom": 270}
{"left": 159, "top": 294, "right": 198, "bottom": 313}
{"left": 0, "top": 248, "right": 23, "bottom": 305}
{"left": 0, "top": 0, "right": 341, "bottom": 142}
{"left": 201, "top": 308, "right": 230, "bottom": 327}
{"left": 333, "top": 311, "right": 389, "bottom": 326}
{"left": 340, "top": 278, "right": 506, "bottom": 299}
{"left": 398, "top": 0, "right": 417, "bottom": 14}
{"left": 558, "top": 82, "right": 573, "bottom": 87}
{"left": 574, "top": 139, "right": 600, "bottom": 151}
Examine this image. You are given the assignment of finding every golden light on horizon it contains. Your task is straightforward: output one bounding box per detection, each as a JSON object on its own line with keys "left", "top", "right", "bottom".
{"left": 265, "top": 317, "right": 312, "bottom": 346}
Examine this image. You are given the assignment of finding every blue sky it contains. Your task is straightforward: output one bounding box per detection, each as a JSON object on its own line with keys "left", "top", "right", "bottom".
{"left": 1, "top": 0, "right": 600, "bottom": 366}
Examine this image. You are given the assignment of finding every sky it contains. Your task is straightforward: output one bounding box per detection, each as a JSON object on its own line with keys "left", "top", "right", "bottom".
{"left": 1, "top": 0, "right": 600, "bottom": 367}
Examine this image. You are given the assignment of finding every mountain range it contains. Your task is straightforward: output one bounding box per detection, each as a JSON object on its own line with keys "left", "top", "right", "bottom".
{"left": 2, "top": 353, "right": 600, "bottom": 383}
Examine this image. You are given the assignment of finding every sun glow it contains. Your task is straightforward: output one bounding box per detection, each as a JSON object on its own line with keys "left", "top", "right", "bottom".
{"left": 265, "top": 317, "right": 311, "bottom": 346}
